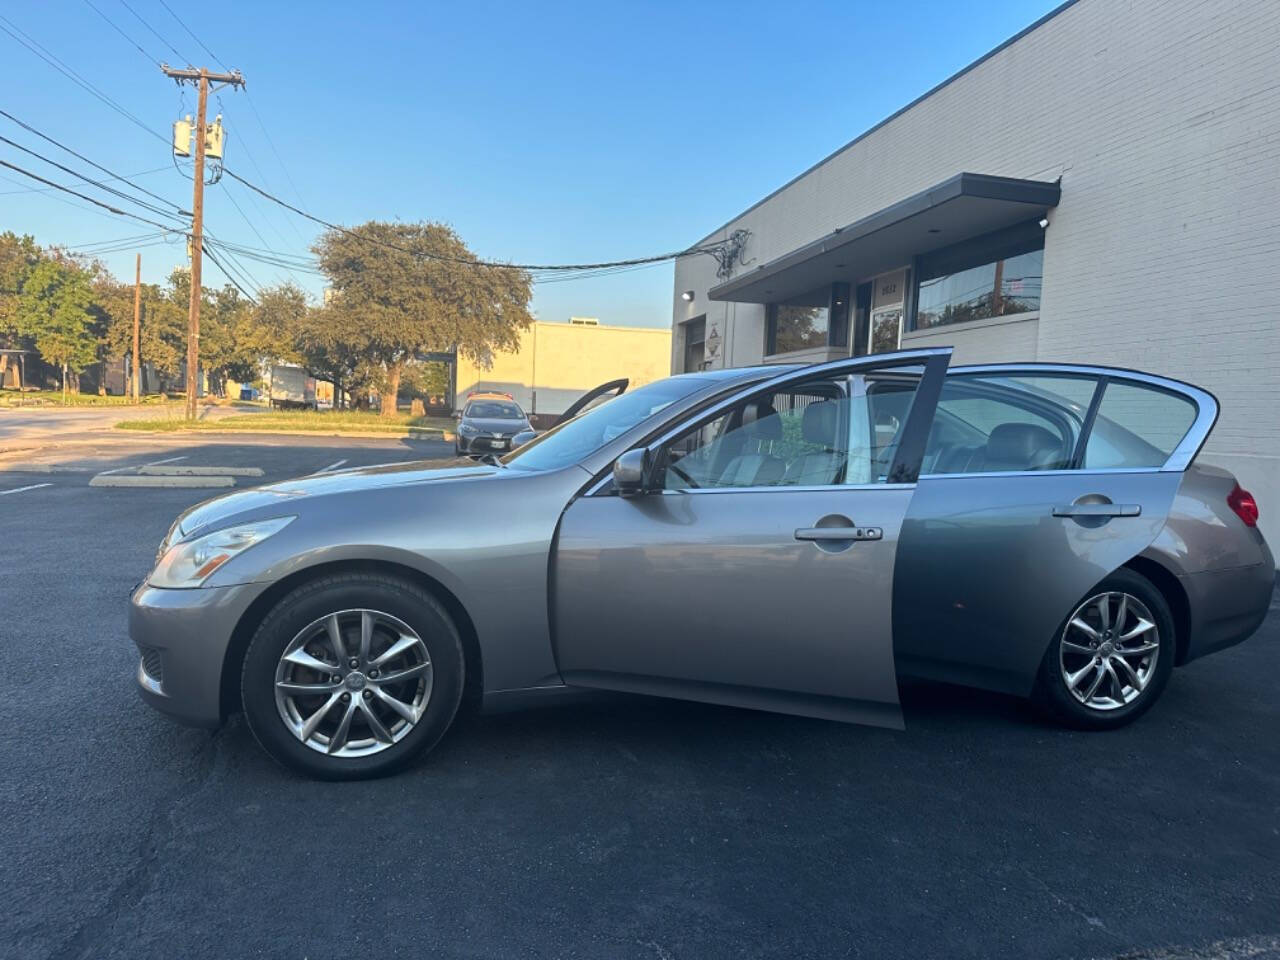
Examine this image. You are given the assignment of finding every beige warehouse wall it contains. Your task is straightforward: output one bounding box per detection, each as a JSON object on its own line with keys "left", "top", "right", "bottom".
{"left": 456, "top": 322, "right": 672, "bottom": 417}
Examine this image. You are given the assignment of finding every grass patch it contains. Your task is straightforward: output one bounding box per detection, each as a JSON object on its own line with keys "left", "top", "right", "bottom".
{"left": 116, "top": 409, "right": 454, "bottom": 436}
{"left": 0, "top": 390, "right": 176, "bottom": 407}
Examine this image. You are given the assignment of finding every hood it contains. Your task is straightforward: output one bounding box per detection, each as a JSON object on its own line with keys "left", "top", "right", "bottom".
{"left": 461, "top": 417, "right": 529, "bottom": 434}
{"left": 175, "top": 458, "right": 497, "bottom": 538}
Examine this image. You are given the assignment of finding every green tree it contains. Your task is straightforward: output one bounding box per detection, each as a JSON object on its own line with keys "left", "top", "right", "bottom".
{"left": 98, "top": 278, "right": 186, "bottom": 382}
{"left": 0, "top": 232, "right": 42, "bottom": 335}
{"left": 294, "top": 302, "right": 370, "bottom": 408}
{"left": 16, "top": 260, "right": 98, "bottom": 399}
{"left": 313, "top": 222, "right": 533, "bottom": 416}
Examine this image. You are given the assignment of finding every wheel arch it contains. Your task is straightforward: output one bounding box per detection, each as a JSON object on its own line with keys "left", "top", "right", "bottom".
{"left": 219, "top": 559, "right": 484, "bottom": 720}
{"left": 1122, "top": 554, "right": 1191, "bottom": 666}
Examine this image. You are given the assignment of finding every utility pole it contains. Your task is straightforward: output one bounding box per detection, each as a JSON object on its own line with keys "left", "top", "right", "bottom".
{"left": 131, "top": 252, "right": 142, "bottom": 402}
{"left": 161, "top": 64, "right": 244, "bottom": 419}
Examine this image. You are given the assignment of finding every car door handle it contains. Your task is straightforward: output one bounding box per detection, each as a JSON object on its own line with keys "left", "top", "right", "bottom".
{"left": 795, "top": 526, "right": 883, "bottom": 542}
{"left": 1052, "top": 503, "right": 1141, "bottom": 518}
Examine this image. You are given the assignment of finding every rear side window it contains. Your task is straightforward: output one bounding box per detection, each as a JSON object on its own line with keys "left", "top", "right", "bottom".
{"left": 1084, "top": 381, "right": 1197, "bottom": 469}
{"left": 924, "top": 374, "right": 1096, "bottom": 475}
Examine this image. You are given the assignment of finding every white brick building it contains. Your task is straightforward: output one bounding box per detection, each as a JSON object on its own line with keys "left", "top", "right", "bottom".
{"left": 671, "top": 0, "right": 1280, "bottom": 548}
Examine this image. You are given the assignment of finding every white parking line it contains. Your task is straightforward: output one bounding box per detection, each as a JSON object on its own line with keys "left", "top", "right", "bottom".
{"left": 317, "top": 459, "right": 348, "bottom": 473}
{"left": 0, "top": 483, "right": 52, "bottom": 496}
{"left": 95, "top": 454, "right": 191, "bottom": 477}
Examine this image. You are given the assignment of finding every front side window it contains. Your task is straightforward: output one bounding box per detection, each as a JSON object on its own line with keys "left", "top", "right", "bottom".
{"left": 914, "top": 236, "right": 1044, "bottom": 331}
{"left": 767, "top": 288, "right": 830, "bottom": 354}
{"left": 924, "top": 374, "right": 1096, "bottom": 475}
{"left": 659, "top": 370, "right": 923, "bottom": 490}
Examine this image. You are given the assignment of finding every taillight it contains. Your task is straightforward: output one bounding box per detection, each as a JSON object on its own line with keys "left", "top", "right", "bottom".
{"left": 1227, "top": 483, "right": 1259, "bottom": 527}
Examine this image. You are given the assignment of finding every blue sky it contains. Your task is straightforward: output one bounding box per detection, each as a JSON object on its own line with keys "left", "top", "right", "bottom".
{"left": 1, "top": 0, "right": 1061, "bottom": 327}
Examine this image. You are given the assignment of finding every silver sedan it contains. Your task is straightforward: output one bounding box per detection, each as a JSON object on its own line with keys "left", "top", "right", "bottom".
{"left": 130, "top": 348, "right": 1274, "bottom": 779}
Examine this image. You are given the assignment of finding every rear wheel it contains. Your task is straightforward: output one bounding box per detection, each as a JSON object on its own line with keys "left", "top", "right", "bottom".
{"left": 241, "top": 573, "right": 464, "bottom": 779}
{"left": 1035, "top": 568, "right": 1175, "bottom": 730}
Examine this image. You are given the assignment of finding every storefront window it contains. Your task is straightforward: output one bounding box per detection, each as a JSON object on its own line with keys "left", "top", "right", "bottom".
{"left": 767, "top": 289, "right": 830, "bottom": 354}
{"left": 914, "top": 235, "right": 1043, "bottom": 330}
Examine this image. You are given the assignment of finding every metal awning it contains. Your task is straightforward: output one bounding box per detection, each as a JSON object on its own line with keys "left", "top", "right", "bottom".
{"left": 708, "top": 172, "right": 1060, "bottom": 303}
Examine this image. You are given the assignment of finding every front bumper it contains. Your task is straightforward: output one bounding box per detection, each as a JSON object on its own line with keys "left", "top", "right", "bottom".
{"left": 1181, "top": 535, "right": 1276, "bottom": 663}
{"left": 130, "top": 581, "right": 263, "bottom": 728}
{"left": 456, "top": 433, "right": 514, "bottom": 454}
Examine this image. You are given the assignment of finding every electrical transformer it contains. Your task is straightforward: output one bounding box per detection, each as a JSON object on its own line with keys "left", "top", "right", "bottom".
{"left": 172, "top": 115, "right": 193, "bottom": 157}
{"left": 204, "top": 115, "right": 225, "bottom": 160}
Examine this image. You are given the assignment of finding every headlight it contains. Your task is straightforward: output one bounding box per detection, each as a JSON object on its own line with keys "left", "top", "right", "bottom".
{"left": 149, "top": 517, "right": 294, "bottom": 589}
{"left": 458, "top": 423, "right": 479, "bottom": 435}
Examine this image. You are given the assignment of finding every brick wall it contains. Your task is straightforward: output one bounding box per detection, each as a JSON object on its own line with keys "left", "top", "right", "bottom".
{"left": 673, "top": 0, "right": 1280, "bottom": 547}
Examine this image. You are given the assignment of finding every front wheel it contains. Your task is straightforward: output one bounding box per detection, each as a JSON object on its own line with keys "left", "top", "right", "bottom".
{"left": 241, "top": 573, "right": 465, "bottom": 780}
{"left": 1034, "top": 568, "right": 1175, "bottom": 730}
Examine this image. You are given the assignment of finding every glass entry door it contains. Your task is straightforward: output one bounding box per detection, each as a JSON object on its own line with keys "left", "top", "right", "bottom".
{"left": 870, "top": 307, "right": 902, "bottom": 353}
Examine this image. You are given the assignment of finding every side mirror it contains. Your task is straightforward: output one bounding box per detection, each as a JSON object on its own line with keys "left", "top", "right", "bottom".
{"left": 453, "top": 411, "right": 462, "bottom": 420}
{"left": 612, "top": 448, "right": 650, "bottom": 497}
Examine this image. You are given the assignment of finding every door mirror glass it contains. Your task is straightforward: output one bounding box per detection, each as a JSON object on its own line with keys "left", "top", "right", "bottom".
{"left": 613, "top": 448, "right": 649, "bottom": 496}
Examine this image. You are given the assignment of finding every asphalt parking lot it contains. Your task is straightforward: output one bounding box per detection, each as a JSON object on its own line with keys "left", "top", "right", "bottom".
{"left": 2, "top": 433, "right": 1278, "bottom": 960}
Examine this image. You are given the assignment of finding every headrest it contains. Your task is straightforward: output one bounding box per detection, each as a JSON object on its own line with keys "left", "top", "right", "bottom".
{"left": 801, "top": 401, "right": 837, "bottom": 444}
{"left": 741, "top": 399, "right": 782, "bottom": 441}
{"left": 986, "top": 422, "right": 1063, "bottom": 469}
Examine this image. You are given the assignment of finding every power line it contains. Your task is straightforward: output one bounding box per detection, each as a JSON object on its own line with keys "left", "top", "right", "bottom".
{"left": 81, "top": 0, "right": 160, "bottom": 66}
{"left": 215, "top": 93, "right": 309, "bottom": 249}
{"left": 0, "top": 165, "right": 168, "bottom": 195}
{"left": 0, "top": 110, "right": 182, "bottom": 212}
{"left": 0, "top": 14, "right": 168, "bottom": 145}
{"left": 0, "top": 133, "right": 188, "bottom": 221}
{"left": 0, "top": 159, "right": 180, "bottom": 232}
{"left": 221, "top": 166, "right": 720, "bottom": 274}
{"left": 156, "top": 0, "right": 225, "bottom": 68}
{"left": 215, "top": 188, "right": 299, "bottom": 286}
{"left": 117, "top": 0, "right": 188, "bottom": 63}
{"left": 201, "top": 240, "right": 259, "bottom": 304}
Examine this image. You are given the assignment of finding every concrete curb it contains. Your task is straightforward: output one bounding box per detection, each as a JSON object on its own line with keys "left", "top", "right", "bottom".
{"left": 137, "top": 465, "right": 264, "bottom": 477}
{"left": 90, "top": 474, "right": 235, "bottom": 488}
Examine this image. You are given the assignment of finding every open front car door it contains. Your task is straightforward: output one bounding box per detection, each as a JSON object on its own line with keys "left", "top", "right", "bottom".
{"left": 550, "top": 349, "right": 952, "bottom": 730}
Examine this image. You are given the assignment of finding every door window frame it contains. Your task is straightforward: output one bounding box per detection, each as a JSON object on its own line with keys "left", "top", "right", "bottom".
{"left": 917, "top": 364, "right": 1218, "bottom": 479}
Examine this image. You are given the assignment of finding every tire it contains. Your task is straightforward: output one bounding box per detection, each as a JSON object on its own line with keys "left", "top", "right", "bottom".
{"left": 241, "top": 573, "right": 465, "bottom": 780}
{"left": 1034, "top": 568, "right": 1175, "bottom": 730}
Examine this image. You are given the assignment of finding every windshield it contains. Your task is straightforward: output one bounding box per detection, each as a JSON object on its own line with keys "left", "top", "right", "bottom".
{"left": 464, "top": 401, "right": 523, "bottom": 419}
{"left": 501, "top": 376, "right": 710, "bottom": 471}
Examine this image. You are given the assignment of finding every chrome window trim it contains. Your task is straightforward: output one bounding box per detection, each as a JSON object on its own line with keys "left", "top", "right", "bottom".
{"left": 919, "top": 467, "right": 1169, "bottom": 481}
{"left": 654, "top": 483, "right": 917, "bottom": 496}
{"left": 942, "top": 363, "right": 1219, "bottom": 473}
{"left": 583, "top": 476, "right": 917, "bottom": 497}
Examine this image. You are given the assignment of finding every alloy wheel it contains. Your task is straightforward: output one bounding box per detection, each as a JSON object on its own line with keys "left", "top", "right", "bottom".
{"left": 1058, "top": 591, "right": 1160, "bottom": 712}
{"left": 274, "top": 608, "right": 433, "bottom": 757}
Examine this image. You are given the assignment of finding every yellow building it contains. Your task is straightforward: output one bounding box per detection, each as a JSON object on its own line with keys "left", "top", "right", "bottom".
{"left": 455, "top": 319, "right": 672, "bottom": 421}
